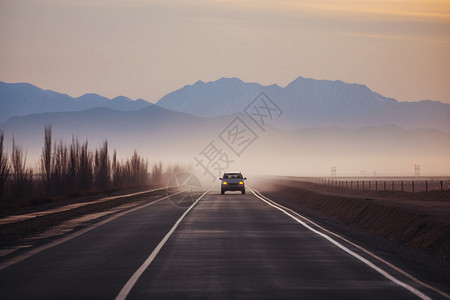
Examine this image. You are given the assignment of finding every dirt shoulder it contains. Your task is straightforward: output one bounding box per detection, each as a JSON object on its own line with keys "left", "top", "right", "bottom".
{"left": 254, "top": 178, "right": 450, "bottom": 261}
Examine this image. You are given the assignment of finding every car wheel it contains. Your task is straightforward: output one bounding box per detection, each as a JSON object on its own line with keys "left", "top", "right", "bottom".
{"left": 241, "top": 190, "right": 245, "bottom": 195}
{"left": 221, "top": 190, "right": 225, "bottom": 195}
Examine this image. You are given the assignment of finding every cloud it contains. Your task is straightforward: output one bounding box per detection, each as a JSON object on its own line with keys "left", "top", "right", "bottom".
{"left": 227, "top": 0, "right": 450, "bottom": 23}
{"left": 342, "top": 31, "right": 450, "bottom": 44}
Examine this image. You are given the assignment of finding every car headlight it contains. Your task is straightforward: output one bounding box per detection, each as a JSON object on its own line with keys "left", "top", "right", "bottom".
{"left": 239, "top": 181, "right": 244, "bottom": 185}
{"left": 223, "top": 182, "right": 227, "bottom": 185}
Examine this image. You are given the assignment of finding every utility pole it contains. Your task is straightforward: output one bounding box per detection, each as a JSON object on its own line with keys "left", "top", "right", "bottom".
{"left": 414, "top": 164, "right": 420, "bottom": 176}
{"left": 331, "top": 166, "right": 336, "bottom": 177}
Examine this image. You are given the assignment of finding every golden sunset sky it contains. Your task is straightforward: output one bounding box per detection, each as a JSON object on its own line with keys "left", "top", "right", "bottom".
{"left": 1, "top": 0, "right": 449, "bottom": 103}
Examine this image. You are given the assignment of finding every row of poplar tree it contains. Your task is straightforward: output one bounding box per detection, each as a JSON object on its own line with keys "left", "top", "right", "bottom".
{"left": 0, "top": 126, "right": 177, "bottom": 208}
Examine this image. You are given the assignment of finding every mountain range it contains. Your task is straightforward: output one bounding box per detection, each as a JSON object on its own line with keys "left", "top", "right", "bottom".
{"left": 157, "top": 77, "right": 450, "bottom": 132}
{"left": 0, "top": 77, "right": 449, "bottom": 175}
{"left": 2, "top": 77, "right": 449, "bottom": 133}
{"left": 0, "top": 81, "right": 151, "bottom": 124}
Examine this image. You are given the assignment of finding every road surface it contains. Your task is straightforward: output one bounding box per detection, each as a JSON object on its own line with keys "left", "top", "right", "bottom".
{"left": 0, "top": 189, "right": 446, "bottom": 299}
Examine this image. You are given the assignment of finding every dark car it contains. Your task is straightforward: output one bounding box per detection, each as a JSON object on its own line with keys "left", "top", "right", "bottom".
{"left": 219, "top": 172, "right": 246, "bottom": 194}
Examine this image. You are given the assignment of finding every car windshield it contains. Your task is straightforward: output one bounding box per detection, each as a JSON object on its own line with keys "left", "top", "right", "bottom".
{"left": 223, "top": 173, "right": 242, "bottom": 179}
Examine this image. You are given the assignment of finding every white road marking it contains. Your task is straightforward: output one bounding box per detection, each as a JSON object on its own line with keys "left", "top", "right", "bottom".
{"left": 0, "top": 187, "right": 169, "bottom": 225}
{"left": 115, "top": 189, "right": 210, "bottom": 300}
{"left": 252, "top": 189, "right": 449, "bottom": 299}
{"left": 0, "top": 190, "right": 184, "bottom": 271}
{"left": 250, "top": 188, "right": 433, "bottom": 300}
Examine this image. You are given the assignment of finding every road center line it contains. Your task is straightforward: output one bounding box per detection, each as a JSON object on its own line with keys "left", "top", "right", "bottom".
{"left": 250, "top": 188, "right": 432, "bottom": 300}
{"left": 115, "top": 189, "right": 210, "bottom": 300}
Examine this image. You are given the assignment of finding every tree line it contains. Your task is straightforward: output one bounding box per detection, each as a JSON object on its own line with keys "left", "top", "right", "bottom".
{"left": 0, "top": 126, "right": 186, "bottom": 210}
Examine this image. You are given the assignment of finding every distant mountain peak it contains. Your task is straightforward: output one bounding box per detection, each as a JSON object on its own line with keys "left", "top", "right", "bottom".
{"left": 206, "top": 77, "right": 246, "bottom": 86}
{"left": 111, "top": 96, "right": 133, "bottom": 102}
{"left": 216, "top": 77, "right": 242, "bottom": 82}
{"left": 78, "top": 92, "right": 104, "bottom": 98}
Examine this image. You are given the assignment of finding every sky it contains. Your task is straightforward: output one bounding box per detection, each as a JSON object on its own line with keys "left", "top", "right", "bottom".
{"left": 1, "top": 0, "right": 449, "bottom": 103}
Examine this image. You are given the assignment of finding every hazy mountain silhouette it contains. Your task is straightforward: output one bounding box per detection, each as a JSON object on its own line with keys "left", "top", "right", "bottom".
{"left": 1, "top": 106, "right": 449, "bottom": 176}
{"left": 0, "top": 105, "right": 219, "bottom": 164}
{"left": 0, "top": 81, "right": 151, "bottom": 123}
{"left": 1, "top": 78, "right": 449, "bottom": 175}
{"left": 2, "top": 78, "right": 449, "bottom": 132}
{"left": 156, "top": 77, "right": 450, "bottom": 132}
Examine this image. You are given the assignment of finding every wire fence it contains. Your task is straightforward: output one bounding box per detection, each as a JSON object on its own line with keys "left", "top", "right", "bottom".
{"left": 291, "top": 177, "right": 450, "bottom": 193}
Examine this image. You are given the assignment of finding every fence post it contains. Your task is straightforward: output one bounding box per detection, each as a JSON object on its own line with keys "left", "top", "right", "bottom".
{"left": 362, "top": 181, "right": 365, "bottom": 190}
{"left": 375, "top": 181, "right": 378, "bottom": 191}
{"left": 384, "top": 181, "right": 386, "bottom": 191}
{"left": 368, "top": 181, "right": 371, "bottom": 191}
{"left": 392, "top": 181, "right": 395, "bottom": 191}
{"left": 441, "top": 181, "right": 443, "bottom": 191}
{"left": 351, "top": 181, "right": 353, "bottom": 189}
{"left": 401, "top": 181, "right": 403, "bottom": 192}
{"left": 425, "top": 181, "right": 428, "bottom": 192}
{"left": 357, "top": 180, "right": 359, "bottom": 190}
{"left": 412, "top": 181, "right": 414, "bottom": 193}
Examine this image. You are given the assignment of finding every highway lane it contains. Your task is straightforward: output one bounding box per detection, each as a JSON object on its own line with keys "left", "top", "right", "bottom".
{"left": 0, "top": 189, "right": 441, "bottom": 299}
{"left": 126, "top": 190, "right": 428, "bottom": 299}
{"left": 0, "top": 194, "right": 191, "bottom": 299}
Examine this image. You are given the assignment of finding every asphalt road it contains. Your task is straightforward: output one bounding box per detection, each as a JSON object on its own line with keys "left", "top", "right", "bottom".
{"left": 0, "top": 189, "right": 444, "bottom": 299}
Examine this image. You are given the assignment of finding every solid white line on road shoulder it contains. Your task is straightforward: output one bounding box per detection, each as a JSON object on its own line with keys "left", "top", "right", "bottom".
{"left": 250, "top": 188, "right": 432, "bottom": 300}
{"left": 252, "top": 189, "right": 449, "bottom": 299}
{"left": 0, "top": 190, "right": 185, "bottom": 271}
{"left": 115, "top": 189, "right": 210, "bottom": 300}
{"left": 0, "top": 187, "right": 170, "bottom": 226}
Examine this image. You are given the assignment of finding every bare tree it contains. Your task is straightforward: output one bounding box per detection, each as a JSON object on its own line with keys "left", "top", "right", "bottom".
{"left": 130, "top": 150, "right": 149, "bottom": 186}
{"left": 94, "top": 140, "right": 110, "bottom": 190}
{"left": 112, "top": 149, "right": 123, "bottom": 187}
{"left": 78, "top": 140, "right": 92, "bottom": 191}
{"left": 68, "top": 136, "right": 80, "bottom": 193}
{"left": 11, "top": 138, "right": 32, "bottom": 200}
{"left": 152, "top": 161, "right": 163, "bottom": 186}
{"left": 0, "top": 130, "right": 10, "bottom": 204}
{"left": 52, "top": 140, "right": 69, "bottom": 195}
{"left": 40, "top": 126, "right": 53, "bottom": 196}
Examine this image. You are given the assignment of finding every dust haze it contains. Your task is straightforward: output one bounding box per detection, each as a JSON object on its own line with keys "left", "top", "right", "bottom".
{"left": 2, "top": 109, "right": 449, "bottom": 188}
